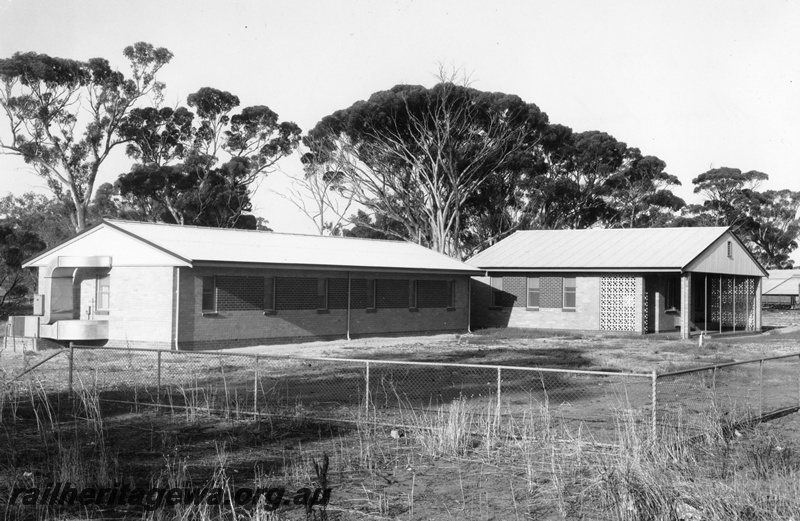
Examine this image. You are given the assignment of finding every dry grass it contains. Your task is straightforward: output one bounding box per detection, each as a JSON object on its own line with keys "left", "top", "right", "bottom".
{"left": 4, "top": 373, "right": 800, "bottom": 519}
{"left": 3, "top": 310, "right": 800, "bottom": 519}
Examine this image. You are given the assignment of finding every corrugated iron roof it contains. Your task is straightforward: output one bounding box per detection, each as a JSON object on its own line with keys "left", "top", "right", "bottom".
{"left": 763, "top": 271, "right": 800, "bottom": 295}
{"left": 105, "top": 220, "right": 480, "bottom": 274}
{"left": 468, "top": 227, "right": 732, "bottom": 270}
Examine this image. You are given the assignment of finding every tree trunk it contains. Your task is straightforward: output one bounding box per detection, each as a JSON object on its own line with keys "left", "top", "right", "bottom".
{"left": 74, "top": 197, "right": 87, "bottom": 232}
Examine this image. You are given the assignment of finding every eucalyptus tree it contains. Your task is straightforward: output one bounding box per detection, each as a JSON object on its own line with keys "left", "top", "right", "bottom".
{"left": 116, "top": 88, "right": 302, "bottom": 228}
{"left": 305, "top": 82, "right": 549, "bottom": 259}
{"left": 0, "top": 43, "right": 173, "bottom": 231}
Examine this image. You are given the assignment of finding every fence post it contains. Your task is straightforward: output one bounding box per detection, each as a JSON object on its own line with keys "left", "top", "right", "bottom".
{"left": 651, "top": 370, "right": 657, "bottom": 441}
{"left": 797, "top": 354, "right": 800, "bottom": 409}
{"left": 157, "top": 351, "right": 162, "bottom": 408}
{"left": 496, "top": 367, "right": 502, "bottom": 411}
{"left": 253, "top": 355, "right": 259, "bottom": 418}
{"left": 365, "top": 361, "right": 370, "bottom": 418}
{"left": 759, "top": 359, "right": 764, "bottom": 417}
{"left": 68, "top": 343, "right": 74, "bottom": 396}
{"left": 712, "top": 366, "right": 717, "bottom": 392}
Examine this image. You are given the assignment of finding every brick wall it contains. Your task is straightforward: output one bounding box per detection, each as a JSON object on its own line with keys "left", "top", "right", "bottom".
{"left": 30, "top": 265, "right": 174, "bottom": 350}
{"left": 217, "top": 276, "right": 264, "bottom": 311}
{"left": 178, "top": 268, "right": 470, "bottom": 350}
{"left": 417, "top": 280, "right": 448, "bottom": 308}
{"left": 328, "top": 278, "right": 349, "bottom": 309}
{"left": 349, "top": 279, "right": 369, "bottom": 309}
{"left": 377, "top": 279, "right": 409, "bottom": 308}
{"left": 104, "top": 266, "right": 175, "bottom": 346}
{"left": 275, "top": 277, "right": 319, "bottom": 310}
{"left": 472, "top": 274, "right": 608, "bottom": 332}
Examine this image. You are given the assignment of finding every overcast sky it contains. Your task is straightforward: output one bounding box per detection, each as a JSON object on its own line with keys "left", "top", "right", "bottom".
{"left": 0, "top": 0, "right": 798, "bottom": 235}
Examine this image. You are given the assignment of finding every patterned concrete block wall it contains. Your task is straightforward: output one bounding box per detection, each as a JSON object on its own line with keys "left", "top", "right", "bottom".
{"left": 178, "top": 268, "right": 470, "bottom": 350}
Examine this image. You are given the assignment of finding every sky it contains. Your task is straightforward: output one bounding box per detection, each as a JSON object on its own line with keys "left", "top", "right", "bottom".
{"left": 0, "top": 0, "right": 798, "bottom": 237}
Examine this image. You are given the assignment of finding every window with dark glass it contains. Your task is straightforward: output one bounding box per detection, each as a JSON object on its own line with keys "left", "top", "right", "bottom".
{"left": 317, "top": 278, "right": 328, "bottom": 310}
{"left": 409, "top": 280, "right": 418, "bottom": 308}
{"left": 363, "top": 279, "right": 375, "bottom": 309}
{"left": 666, "top": 277, "right": 680, "bottom": 310}
{"left": 202, "top": 276, "right": 216, "bottom": 312}
{"left": 447, "top": 280, "right": 456, "bottom": 308}
{"left": 264, "top": 277, "right": 275, "bottom": 311}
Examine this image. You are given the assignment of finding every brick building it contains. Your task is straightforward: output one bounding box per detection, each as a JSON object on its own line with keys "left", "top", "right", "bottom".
{"left": 19, "top": 220, "right": 481, "bottom": 350}
{"left": 468, "top": 227, "right": 767, "bottom": 339}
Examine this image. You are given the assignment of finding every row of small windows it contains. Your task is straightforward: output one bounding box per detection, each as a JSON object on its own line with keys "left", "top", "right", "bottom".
{"left": 202, "top": 276, "right": 457, "bottom": 313}
{"left": 490, "top": 276, "right": 576, "bottom": 310}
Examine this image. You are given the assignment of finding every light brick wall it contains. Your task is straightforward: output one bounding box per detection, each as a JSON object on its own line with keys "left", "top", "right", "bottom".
{"left": 178, "top": 267, "right": 470, "bottom": 350}
{"left": 32, "top": 266, "right": 175, "bottom": 350}
{"left": 472, "top": 274, "right": 641, "bottom": 333}
{"left": 104, "top": 266, "right": 174, "bottom": 348}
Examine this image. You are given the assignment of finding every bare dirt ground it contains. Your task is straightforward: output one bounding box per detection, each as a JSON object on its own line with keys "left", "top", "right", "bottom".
{"left": 3, "top": 309, "right": 800, "bottom": 520}
{"left": 227, "top": 308, "right": 800, "bottom": 374}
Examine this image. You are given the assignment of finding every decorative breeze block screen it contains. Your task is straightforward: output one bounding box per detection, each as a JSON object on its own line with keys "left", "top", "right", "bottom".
{"left": 600, "top": 276, "right": 637, "bottom": 331}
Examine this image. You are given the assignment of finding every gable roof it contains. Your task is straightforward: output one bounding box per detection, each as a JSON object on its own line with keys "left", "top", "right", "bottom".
{"left": 468, "top": 227, "right": 767, "bottom": 276}
{"left": 763, "top": 270, "right": 800, "bottom": 295}
{"left": 24, "top": 220, "right": 482, "bottom": 275}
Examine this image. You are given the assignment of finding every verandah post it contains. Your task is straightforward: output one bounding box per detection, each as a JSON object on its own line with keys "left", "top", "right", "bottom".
{"left": 651, "top": 370, "right": 658, "bottom": 441}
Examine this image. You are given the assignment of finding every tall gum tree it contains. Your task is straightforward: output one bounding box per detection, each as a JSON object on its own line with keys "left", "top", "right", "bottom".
{"left": 0, "top": 43, "right": 173, "bottom": 232}
{"left": 116, "top": 87, "right": 301, "bottom": 228}
{"left": 680, "top": 167, "right": 800, "bottom": 268}
{"left": 305, "top": 82, "right": 549, "bottom": 259}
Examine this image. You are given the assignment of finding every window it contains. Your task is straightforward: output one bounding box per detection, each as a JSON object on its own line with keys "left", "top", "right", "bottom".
{"left": 366, "top": 279, "right": 376, "bottom": 309}
{"left": 666, "top": 277, "right": 680, "bottom": 310}
{"left": 317, "top": 278, "right": 328, "bottom": 310}
{"left": 563, "top": 277, "right": 576, "bottom": 310}
{"left": 264, "top": 277, "right": 275, "bottom": 311}
{"left": 490, "top": 277, "right": 503, "bottom": 307}
{"left": 447, "top": 280, "right": 456, "bottom": 308}
{"left": 727, "top": 240, "right": 733, "bottom": 258}
{"left": 409, "top": 280, "right": 418, "bottom": 309}
{"left": 96, "top": 274, "right": 110, "bottom": 315}
{"left": 202, "top": 276, "right": 216, "bottom": 312}
{"left": 527, "top": 277, "right": 540, "bottom": 308}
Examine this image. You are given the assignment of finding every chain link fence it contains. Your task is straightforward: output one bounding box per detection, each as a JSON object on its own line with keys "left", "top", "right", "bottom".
{"left": 61, "top": 347, "right": 655, "bottom": 441}
{"left": 654, "top": 353, "right": 800, "bottom": 436}
{"left": 5, "top": 346, "right": 799, "bottom": 443}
